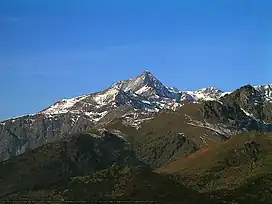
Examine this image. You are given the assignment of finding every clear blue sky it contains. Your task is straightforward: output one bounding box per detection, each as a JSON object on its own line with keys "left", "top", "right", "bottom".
{"left": 0, "top": 0, "right": 271, "bottom": 120}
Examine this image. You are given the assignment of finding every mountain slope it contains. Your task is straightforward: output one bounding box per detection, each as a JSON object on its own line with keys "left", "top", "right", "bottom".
{"left": 0, "top": 129, "right": 144, "bottom": 198}
{"left": 0, "top": 132, "right": 217, "bottom": 204}
{"left": 106, "top": 98, "right": 270, "bottom": 168}
{"left": 158, "top": 132, "right": 272, "bottom": 191}
{"left": 2, "top": 131, "right": 272, "bottom": 204}
{"left": 155, "top": 131, "right": 272, "bottom": 203}
{"left": 0, "top": 71, "right": 271, "bottom": 162}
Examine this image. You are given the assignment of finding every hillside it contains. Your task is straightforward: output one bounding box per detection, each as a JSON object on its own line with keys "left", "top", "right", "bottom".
{"left": 0, "top": 131, "right": 216, "bottom": 204}
{"left": 158, "top": 132, "right": 272, "bottom": 203}
{"left": 1, "top": 131, "right": 272, "bottom": 203}
{"left": 0, "top": 130, "right": 144, "bottom": 198}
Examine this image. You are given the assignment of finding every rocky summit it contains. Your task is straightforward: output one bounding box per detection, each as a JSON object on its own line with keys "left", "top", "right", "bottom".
{"left": 0, "top": 71, "right": 271, "bottom": 163}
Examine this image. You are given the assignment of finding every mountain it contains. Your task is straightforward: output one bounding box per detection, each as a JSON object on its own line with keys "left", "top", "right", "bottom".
{"left": 0, "top": 71, "right": 272, "bottom": 203}
{"left": 0, "top": 71, "right": 271, "bottom": 162}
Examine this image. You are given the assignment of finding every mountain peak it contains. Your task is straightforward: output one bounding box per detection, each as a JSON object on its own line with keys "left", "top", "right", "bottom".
{"left": 198, "top": 87, "right": 223, "bottom": 94}
{"left": 138, "top": 70, "right": 157, "bottom": 82}
{"left": 142, "top": 69, "right": 151, "bottom": 74}
{"left": 107, "top": 71, "right": 178, "bottom": 100}
{"left": 141, "top": 70, "right": 153, "bottom": 77}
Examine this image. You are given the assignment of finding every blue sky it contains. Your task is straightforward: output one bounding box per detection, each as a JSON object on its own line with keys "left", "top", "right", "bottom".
{"left": 0, "top": 0, "right": 271, "bottom": 120}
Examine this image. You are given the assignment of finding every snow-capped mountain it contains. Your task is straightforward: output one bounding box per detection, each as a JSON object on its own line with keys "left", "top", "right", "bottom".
{"left": 180, "top": 87, "right": 226, "bottom": 102}
{"left": 114, "top": 71, "right": 180, "bottom": 99}
{"left": 40, "top": 71, "right": 228, "bottom": 119}
{"left": 0, "top": 71, "right": 271, "bottom": 162}
{"left": 37, "top": 72, "right": 272, "bottom": 126}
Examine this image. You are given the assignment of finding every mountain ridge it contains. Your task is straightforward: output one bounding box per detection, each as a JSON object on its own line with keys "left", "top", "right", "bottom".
{"left": 0, "top": 71, "right": 272, "bottom": 203}
{"left": 0, "top": 71, "right": 271, "bottom": 162}
{"left": 1, "top": 72, "right": 271, "bottom": 122}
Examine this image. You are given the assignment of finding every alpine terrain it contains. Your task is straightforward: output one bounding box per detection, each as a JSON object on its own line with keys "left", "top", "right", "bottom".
{"left": 0, "top": 71, "right": 272, "bottom": 203}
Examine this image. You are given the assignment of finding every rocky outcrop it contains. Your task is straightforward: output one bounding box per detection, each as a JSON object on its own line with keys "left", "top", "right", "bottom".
{"left": 0, "top": 113, "right": 95, "bottom": 161}
{"left": 201, "top": 100, "right": 263, "bottom": 131}
{"left": 222, "top": 85, "right": 271, "bottom": 122}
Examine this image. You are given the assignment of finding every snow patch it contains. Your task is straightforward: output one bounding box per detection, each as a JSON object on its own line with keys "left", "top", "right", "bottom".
{"left": 70, "top": 115, "right": 80, "bottom": 125}
{"left": 135, "top": 85, "right": 152, "bottom": 95}
{"left": 93, "top": 88, "right": 119, "bottom": 105}
{"left": 122, "top": 111, "right": 154, "bottom": 129}
{"left": 84, "top": 111, "right": 108, "bottom": 122}
{"left": 42, "top": 95, "right": 88, "bottom": 115}
{"left": 220, "top": 92, "right": 231, "bottom": 97}
{"left": 87, "top": 133, "right": 102, "bottom": 138}
{"left": 187, "top": 120, "right": 240, "bottom": 137}
{"left": 112, "top": 132, "right": 127, "bottom": 141}
{"left": 240, "top": 108, "right": 258, "bottom": 121}
{"left": 254, "top": 84, "right": 272, "bottom": 102}
{"left": 180, "top": 87, "right": 225, "bottom": 102}
{"left": 142, "top": 100, "right": 151, "bottom": 105}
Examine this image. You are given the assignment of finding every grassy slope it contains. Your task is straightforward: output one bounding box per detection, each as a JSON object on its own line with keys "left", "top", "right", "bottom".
{"left": 157, "top": 131, "right": 272, "bottom": 203}
{"left": 107, "top": 103, "right": 225, "bottom": 167}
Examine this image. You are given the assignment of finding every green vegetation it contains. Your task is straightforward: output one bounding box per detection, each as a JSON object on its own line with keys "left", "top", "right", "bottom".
{"left": 85, "top": 128, "right": 101, "bottom": 135}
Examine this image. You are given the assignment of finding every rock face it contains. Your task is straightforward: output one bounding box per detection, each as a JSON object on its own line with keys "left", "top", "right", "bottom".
{"left": 0, "top": 114, "right": 95, "bottom": 161}
{"left": 222, "top": 85, "right": 266, "bottom": 121}
{"left": 201, "top": 100, "right": 262, "bottom": 132}
{"left": 0, "top": 71, "right": 271, "bottom": 161}
{"left": 220, "top": 85, "right": 272, "bottom": 125}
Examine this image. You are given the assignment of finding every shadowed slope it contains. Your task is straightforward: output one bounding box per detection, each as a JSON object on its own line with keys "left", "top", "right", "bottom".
{"left": 0, "top": 131, "right": 143, "bottom": 197}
